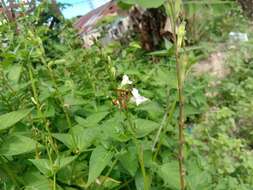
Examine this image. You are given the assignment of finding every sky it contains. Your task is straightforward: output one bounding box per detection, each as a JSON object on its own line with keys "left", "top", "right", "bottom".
{"left": 58, "top": 0, "right": 110, "bottom": 18}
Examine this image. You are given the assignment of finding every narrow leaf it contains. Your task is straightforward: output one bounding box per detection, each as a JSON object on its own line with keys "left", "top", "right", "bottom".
{"left": 0, "top": 109, "right": 32, "bottom": 131}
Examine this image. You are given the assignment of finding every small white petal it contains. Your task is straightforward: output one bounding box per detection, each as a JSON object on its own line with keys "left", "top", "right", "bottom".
{"left": 121, "top": 74, "right": 133, "bottom": 86}
{"left": 131, "top": 88, "right": 140, "bottom": 97}
{"left": 130, "top": 88, "right": 149, "bottom": 106}
{"left": 135, "top": 96, "right": 149, "bottom": 106}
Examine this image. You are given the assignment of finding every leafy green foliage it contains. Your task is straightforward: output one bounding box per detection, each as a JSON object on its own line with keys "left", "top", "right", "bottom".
{"left": 119, "top": 0, "right": 166, "bottom": 8}
{"left": 0, "top": 1, "right": 252, "bottom": 190}
{"left": 187, "top": 43, "right": 253, "bottom": 189}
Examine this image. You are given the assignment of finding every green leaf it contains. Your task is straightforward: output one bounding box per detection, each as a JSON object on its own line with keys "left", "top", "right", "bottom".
{"left": 136, "top": 101, "right": 163, "bottom": 121}
{"left": 121, "top": 0, "right": 166, "bottom": 8}
{"left": 148, "top": 49, "right": 168, "bottom": 56}
{"left": 29, "top": 159, "right": 52, "bottom": 177}
{"left": 0, "top": 109, "right": 32, "bottom": 131}
{"left": 134, "top": 119, "right": 159, "bottom": 138}
{"left": 24, "top": 171, "right": 52, "bottom": 190}
{"left": 135, "top": 170, "right": 144, "bottom": 190}
{"left": 87, "top": 145, "right": 113, "bottom": 186}
{"left": 8, "top": 65, "right": 22, "bottom": 83}
{"left": 30, "top": 156, "right": 77, "bottom": 177}
{"left": 175, "top": 0, "right": 182, "bottom": 19}
{"left": 135, "top": 170, "right": 151, "bottom": 190}
{"left": 53, "top": 126, "right": 99, "bottom": 152}
{"left": 75, "top": 111, "right": 109, "bottom": 127}
{"left": 156, "top": 161, "right": 180, "bottom": 190}
{"left": 152, "top": 69, "right": 177, "bottom": 88}
{"left": 187, "top": 171, "right": 211, "bottom": 189}
{"left": 64, "top": 96, "right": 86, "bottom": 106}
{"left": 119, "top": 146, "right": 138, "bottom": 176}
{"left": 97, "top": 176, "right": 121, "bottom": 189}
{"left": 55, "top": 155, "right": 77, "bottom": 170}
{"left": 52, "top": 133, "right": 74, "bottom": 149}
{"left": 72, "top": 126, "right": 99, "bottom": 152}
{"left": 186, "top": 161, "right": 212, "bottom": 189}
{"left": 137, "top": 0, "right": 166, "bottom": 8}
{"left": 99, "top": 113, "right": 130, "bottom": 142}
{"left": 0, "top": 135, "right": 41, "bottom": 156}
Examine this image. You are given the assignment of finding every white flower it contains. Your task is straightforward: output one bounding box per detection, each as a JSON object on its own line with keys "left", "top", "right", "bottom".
{"left": 130, "top": 88, "right": 149, "bottom": 106}
{"left": 120, "top": 74, "right": 133, "bottom": 87}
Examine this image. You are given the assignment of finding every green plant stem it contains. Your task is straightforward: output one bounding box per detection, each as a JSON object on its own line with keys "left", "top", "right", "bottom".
{"left": 53, "top": 173, "right": 56, "bottom": 190}
{"left": 153, "top": 99, "right": 177, "bottom": 161}
{"left": 27, "top": 60, "right": 58, "bottom": 156}
{"left": 138, "top": 145, "right": 148, "bottom": 190}
{"left": 38, "top": 46, "right": 78, "bottom": 151}
{"left": 168, "top": 1, "right": 186, "bottom": 190}
{"left": 176, "top": 51, "right": 186, "bottom": 190}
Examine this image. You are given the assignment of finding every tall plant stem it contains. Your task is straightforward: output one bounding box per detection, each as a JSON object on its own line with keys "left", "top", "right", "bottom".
{"left": 27, "top": 57, "right": 58, "bottom": 155}
{"left": 168, "top": 1, "right": 186, "bottom": 189}
{"left": 175, "top": 47, "right": 185, "bottom": 190}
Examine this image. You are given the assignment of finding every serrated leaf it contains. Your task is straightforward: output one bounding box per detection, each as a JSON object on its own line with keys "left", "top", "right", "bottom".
{"left": 0, "top": 109, "right": 32, "bottom": 131}
{"left": 187, "top": 171, "right": 211, "bottom": 189}
{"left": 156, "top": 161, "right": 180, "bottom": 190}
{"left": 134, "top": 119, "right": 159, "bottom": 138}
{"left": 0, "top": 135, "right": 41, "bottom": 156}
{"left": 87, "top": 145, "right": 113, "bottom": 186}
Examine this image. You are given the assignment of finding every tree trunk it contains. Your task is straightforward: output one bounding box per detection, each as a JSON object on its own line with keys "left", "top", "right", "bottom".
{"left": 129, "top": 7, "right": 167, "bottom": 51}
{"left": 237, "top": 0, "right": 253, "bottom": 19}
{"left": 51, "top": 0, "right": 62, "bottom": 17}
